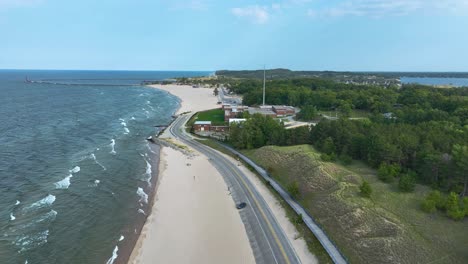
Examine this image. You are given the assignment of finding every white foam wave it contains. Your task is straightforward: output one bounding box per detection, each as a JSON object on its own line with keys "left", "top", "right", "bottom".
{"left": 15, "top": 200, "right": 20, "bottom": 206}
{"left": 91, "top": 153, "right": 106, "bottom": 170}
{"left": 120, "top": 121, "right": 127, "bottom": 127}
{"left": 144, "top": 159, "right": 152, "bottom": 185}
{"left": 146, "top": 143, "right": 156, "bottom": 154}
{"left": 119, "top": 235, "right": 124, "bottom": 242}
{"left": 10, "top": 213, "right": 16, "bottom": 221}
{"left": 124, "top": 127, "right": 130, "bottom": 134}
{"left": 106, "top": 246, "right": 119, "bottom": 264}
{"left": 138, "top": 209, "right": 146, "bottom": 215}
{"left": 15, "top": 229, "right": 49, "bottom": 252}
{"left": 25, "top": 195, "right": 56, "bottom": 211}
{"left": 54, "top": 174, "right": 72, "bottom": 189}
{"left": 136, "top": 188, "right": 148, "bottom": 204}
{"left": 131, "top": 116, "right": 136, "bottom": 120}
{"left": 110, "top": 139, "right": 116, "bottom": 155}
{"left": 70, "top": 166, "right": 80, "bottom": 174}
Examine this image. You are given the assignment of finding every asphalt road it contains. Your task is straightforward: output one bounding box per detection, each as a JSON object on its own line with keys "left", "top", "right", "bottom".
{"left": 168, "top": 114, "right": 301, "bottom": 264}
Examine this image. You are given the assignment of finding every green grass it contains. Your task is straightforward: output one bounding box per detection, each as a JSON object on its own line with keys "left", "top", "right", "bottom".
{"left": 195, "top": 108, "right": 225, "bottom": 125}
{"left": 243, "top": 145, "right": 468, "bottom": 264}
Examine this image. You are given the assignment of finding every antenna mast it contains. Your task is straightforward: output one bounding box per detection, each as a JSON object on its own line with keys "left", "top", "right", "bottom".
{"left": 262, "top": 66, "right": 266, "bottom": 106}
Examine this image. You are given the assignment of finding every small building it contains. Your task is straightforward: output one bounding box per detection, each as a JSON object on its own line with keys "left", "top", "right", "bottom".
{"left": 223, "top": 104, "right": 248, "bottom": 121}
{"left": 193, "top": 121, "right": 211, "bottom": 132}
{"left": 272, "top": 105, "right": 295, "bottom": 116}
{"left": 228, "top": 118, "right": 247, "bottom": 125}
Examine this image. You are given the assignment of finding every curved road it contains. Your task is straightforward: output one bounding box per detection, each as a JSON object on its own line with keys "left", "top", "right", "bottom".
{"left": 169, "top": 114, "right": 300, "bottom": 264}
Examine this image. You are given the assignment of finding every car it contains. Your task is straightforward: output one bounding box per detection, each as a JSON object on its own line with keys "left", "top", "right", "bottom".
{"left": 236, "top": 202, "right": 247, "bottom": 209}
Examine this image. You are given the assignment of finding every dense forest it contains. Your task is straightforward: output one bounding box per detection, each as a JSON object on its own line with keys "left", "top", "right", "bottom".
{"left": 228, "top": 78, "right": 468, "bottom": 203}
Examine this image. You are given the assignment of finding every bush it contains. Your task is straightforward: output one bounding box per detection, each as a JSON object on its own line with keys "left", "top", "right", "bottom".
{"left": 321, "top": 153, "right": 336, "bottom": 162}
{"left": 421, "top": 198, "right": 437, "bottom": 213}
{"left": 377, "top": 163, "right": 400, "bottom": 183}
{"left": 359, "top": 180, "right": 372, "bottom": 198}
{"left": 287, "top": 181, "right": 300, "bottom": 199}
{"left": 339, "top": 153, "right": 353, "bottom": 165}
{"left": 427, "top": 190, "right": 445, "bottom": 210}
{"left": 444, "top": 192, "right": 466, "bottom": 221}
{"left": 398, "top": 172, "right": 416, "bottom": 192}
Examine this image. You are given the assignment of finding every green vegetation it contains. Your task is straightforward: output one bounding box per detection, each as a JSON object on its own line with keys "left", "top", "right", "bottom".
{"left": 242, "top": 145, "right": 468, "bottom": 263}
{"left": 195, "top": 108, "right": 225, "bottom": 125}
{"left": 296, "top": 105, "right": 317, "bottom": 121}
{"left": 359, "top": 180, "right": 372, "bottom": 198}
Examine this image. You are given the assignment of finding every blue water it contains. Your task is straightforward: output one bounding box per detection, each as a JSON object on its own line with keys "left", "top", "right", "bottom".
{"left": 0, "top": 70, "right": 209, "bottom": 264}
{"left": 400, "top": 77, "right": 468, "bottom": 87}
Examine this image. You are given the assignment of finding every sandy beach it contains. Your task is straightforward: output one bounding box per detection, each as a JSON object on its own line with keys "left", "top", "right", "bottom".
{"left": 129, "top": 84, "right": 316, "bottom": 264}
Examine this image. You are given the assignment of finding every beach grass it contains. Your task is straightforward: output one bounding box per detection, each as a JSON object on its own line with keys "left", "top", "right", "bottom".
{"left": 242, "top": 145, "right": 468, "bottom": 264}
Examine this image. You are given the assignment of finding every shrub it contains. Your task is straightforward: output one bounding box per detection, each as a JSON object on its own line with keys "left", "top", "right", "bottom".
{"left": 445, "top": 192, "right": 465, "bottom": 220}
{"left": 339, "top": 153, "right": 353, "bottom": 165}
{"left": 421, "top": 198, "right": 437, "bottom": 213}
{"left": 427, "top": 190, "right": 445, "bottom": 210}
{"left": 287, "top": 181, "right": 300, "bottom": 199}
{"left": 398, "top": 172, "right": 416, "bottom": 192}
{"left": 321, "top": 153, "right": 336, "bottom": 162}
{"left": 377, "top": 163, "right": 400, "bottom": 183}
{"left": 359, "top": 180, "right": 372, "bottom": 198}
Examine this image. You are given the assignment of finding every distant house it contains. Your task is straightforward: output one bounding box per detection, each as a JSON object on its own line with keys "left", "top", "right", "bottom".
{"left": 223, "top": 104, "right": 248, "bottom": 121}
{"left": 193, "top": 121, "right": 211, "bottom": 132}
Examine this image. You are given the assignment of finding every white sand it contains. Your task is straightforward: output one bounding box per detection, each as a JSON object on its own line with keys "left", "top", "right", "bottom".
{"left": 150, "top": 84, "right": 219, "bottom": 114}
{"left": 130, "top": 147, "right": 254, "bottom": 264}
{"left": 130, "top": 84, "right": 317, "bottom": 264}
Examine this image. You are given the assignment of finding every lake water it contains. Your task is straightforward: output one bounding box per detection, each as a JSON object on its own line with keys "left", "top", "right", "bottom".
{"left": 0, "top": 70, "right": 209, "bottom": 264}
{"left": 400, "top": 77, "right": 468, "bottom": 87}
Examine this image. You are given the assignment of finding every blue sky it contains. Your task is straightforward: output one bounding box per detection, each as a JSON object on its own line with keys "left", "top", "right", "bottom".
{"left": 1, "top": 0, "right": 467, "bottom": 71}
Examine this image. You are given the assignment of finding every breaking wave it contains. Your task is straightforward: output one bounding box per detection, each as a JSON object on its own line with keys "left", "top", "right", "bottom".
{"left": 136, "top": 188, "right": 148, "bottom": 204}
{"left": 91, "top": 153, "right": 106, "bottom": 171}
{"left": 106, "top": 246, "right": 119, "bottom": 264}
{"left": 24, "top": 194, "right": 56, "bottom": 211}
{"left": 109, "top": 139, "right": 116, "bottom": 155}
{"left": 54, "top": 174, "right": 72, "bottom": 189}
{"left": 70, "top": 166, "right": 80, "bottom": 174}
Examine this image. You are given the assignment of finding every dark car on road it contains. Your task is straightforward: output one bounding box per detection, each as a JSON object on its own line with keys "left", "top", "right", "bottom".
{"left": 236, "top": 202, "right": 247, "bottom": 209}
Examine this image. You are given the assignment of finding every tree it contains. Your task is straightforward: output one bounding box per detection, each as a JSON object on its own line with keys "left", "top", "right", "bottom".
{"left": 296, "top": 105, "right": 317, "bottom": 121}
{"left": 452, "top": 144, "right": 468, "bottom": 196}
{"left": 359, "top": 180, "right": 372, "bottom": 198}
{"left": 399, "top": 171, "right": 416, "bottom": 192}
{"left": 321, "top": 137, "right": 336, "bottom": 155}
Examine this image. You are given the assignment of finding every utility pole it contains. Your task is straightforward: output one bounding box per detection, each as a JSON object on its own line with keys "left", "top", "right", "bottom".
{"left": 263, "top": 66, "right": 266, "bottom": 106}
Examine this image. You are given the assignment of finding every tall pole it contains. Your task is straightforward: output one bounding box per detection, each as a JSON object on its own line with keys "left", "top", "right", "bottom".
{"left": 262, "top": 66, "right": 266, "bottom": 106}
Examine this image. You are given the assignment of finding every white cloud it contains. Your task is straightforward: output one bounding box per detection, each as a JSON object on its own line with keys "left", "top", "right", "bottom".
{"left": 307, "top": 0, "right": 468, "bottom": 18}
{"left": 232, "top": 5, "right": 270, "bottom": 24}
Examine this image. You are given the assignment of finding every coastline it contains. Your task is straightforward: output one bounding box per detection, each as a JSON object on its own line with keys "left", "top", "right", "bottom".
{"left": 127, "top": 84, "right": 316, "bottom": 264}
{"left": 128, "top": 84, "right": 255, "bottom": 264}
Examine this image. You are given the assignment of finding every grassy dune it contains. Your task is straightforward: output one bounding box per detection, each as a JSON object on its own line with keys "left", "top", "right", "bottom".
{"left": 242, "top": 145, "right": 468, "bottom": 264}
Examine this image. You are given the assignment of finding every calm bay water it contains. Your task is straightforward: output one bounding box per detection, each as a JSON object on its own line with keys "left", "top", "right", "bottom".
{"left": 401, "top": 77, "right": 468, "bottom": 87}
{"left": 0, "top": 70, "right": 209, "bottom": 264}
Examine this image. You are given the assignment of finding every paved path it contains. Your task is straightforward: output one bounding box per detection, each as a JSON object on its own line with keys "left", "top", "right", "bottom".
{"left": 220, "top": 145, "right": 348, "bottom": 264}
{"left": 168, "top": 115, "right": 301, "bottom": 264}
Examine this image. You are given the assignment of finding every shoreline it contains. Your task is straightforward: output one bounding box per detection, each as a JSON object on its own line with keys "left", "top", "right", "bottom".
{"left": 128, "top": 84, "right": 256, "bottom": 264}
{"left": 112, "top": 86, "right": 183, "bottom": 264}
